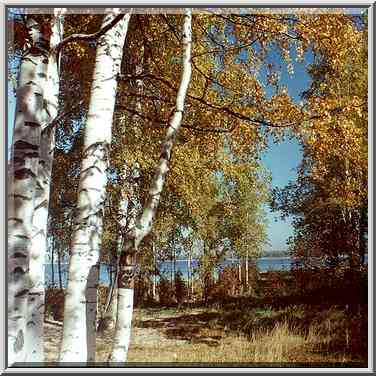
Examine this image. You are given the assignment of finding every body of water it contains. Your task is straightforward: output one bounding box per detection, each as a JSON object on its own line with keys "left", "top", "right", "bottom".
{"left": 44, "top": 257, "right": 294, "bottom": 288}
{"left": 45, "top": 255, "right": 367, "bottom": 288}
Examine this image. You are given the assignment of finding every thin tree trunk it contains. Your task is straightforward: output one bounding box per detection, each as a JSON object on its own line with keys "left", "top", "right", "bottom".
{"left": 59, "top": 11, "right": 130, "bottom": 363}
{"left": 187, "top": 252, "right": 191, "bottom": 301}
{"left": 245, "top": 250, "right": 249, "bottom": 290}
{"left": 101, "top": 189, "right": 127, "bottom": 329}
{"left": 51, "top": 244, "right": 55, "bottom": 287}
{"left": 238, "top": 260, "right": 242, "bottom": 284}
{"left": 170, "top": 247, "right": 174, "bottom": 293}
{"left": 108, "top": 9, "right": 192, "bottom": 364}
{"left": 8, "top": 15, "right": 58, "bottom": 365}
{"left": 57, "top": 248, "right": 63, "bottom": 290}
{"left": 152, "top": 242, "right": 157, "bottom": 301}
{"left": 359, "top": 203, "right": 367, "bottom": 264}
{"left": 173, "top": 243, "right": 176, "bottom": 299}
{"left": 189, "top": 252, "right": 194, "bottom": 298}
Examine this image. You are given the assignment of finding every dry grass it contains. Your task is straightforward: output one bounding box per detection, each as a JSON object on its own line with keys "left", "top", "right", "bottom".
{"left": 124, "top": 321, "right": 356, "bottom": 364}
{"left": 45, "top": 306, "right": 367, "bottom": 366}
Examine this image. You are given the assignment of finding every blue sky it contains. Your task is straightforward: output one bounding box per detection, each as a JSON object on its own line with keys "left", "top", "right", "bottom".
{"left": 258, "top": 45, "right": 313, "bottom": 251}
{"left": 261, "top": 138, "right": 301, "bottom": 251}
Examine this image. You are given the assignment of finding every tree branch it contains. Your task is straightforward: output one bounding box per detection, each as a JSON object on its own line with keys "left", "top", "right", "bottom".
{"left": 116, "top": 105, "right": 235, "bottom": 134}
{"left": 55, "top": 14, "right": 126, "bottom": 53}
{"left": 42, "top": 100, "right": 85, "bottom": 134}
{"left": 159, "top": 14, "right": 181, "bottom": 42}
{"left": 123, "top": 72, "right": 292, "bottom": 128}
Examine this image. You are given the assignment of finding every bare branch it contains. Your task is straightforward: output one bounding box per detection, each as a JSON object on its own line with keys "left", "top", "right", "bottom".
{"left": 55, "top": 14, "right": 126, "bottom": 53}
{"left": 159, "top": 14, "right": 181, "bottom": 42}
{"left": 116, "top": 105, "right": 235, "bottom": 134}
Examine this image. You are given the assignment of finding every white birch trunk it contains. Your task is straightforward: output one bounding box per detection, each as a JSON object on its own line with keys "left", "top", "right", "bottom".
{"left": 59, "top": 11, "right": 131, "bottom": 364}
{"left": 8, "top": 16, "right": 54, "bottom": 365}
{"left": 108, "top": 9, "right": 192, "bottom": 364}
{"left": 109, "top": 288, "right": 134, "bottom": 362}
{"left": 86, "top": 262, "right": 100, "bottom": 363}
{"left": 25, "top": 10, "right": 65, "bottom": 363}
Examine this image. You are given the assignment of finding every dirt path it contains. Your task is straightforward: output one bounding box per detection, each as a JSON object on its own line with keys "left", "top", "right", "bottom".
{"left": 45, "top": 308, "right": 212, "bottom": 363}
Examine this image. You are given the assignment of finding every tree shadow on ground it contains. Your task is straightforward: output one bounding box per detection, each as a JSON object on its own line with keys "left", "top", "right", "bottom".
{"left": 136, "top": 311, "right": 223, "bottom": 346}
{"left": 134, "top": 285, "right": 368, "bottom": 359}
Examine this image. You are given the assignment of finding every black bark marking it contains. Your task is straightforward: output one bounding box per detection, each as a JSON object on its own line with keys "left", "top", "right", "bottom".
{"left": 37, "top": 72, "right": 47, "bottom": 79}
{"left": 14, "top": 140, "right": 38, "bottom": 150}
{"left": 14, "top": 329, "right": 24, "bottom": 353}
{"left": 24, "top": 121, "right": 41, "bottom": 128}
{"left": 12, "top": 156, "right": 25, "bottom": 165}
{"left": 80, "top": 165, "right": 104, "bottom": 176}
{"left": 34, "top": 199, "right": 48, "bottom": 211}
{"left": 28, "top": 291, "right": 42, "bottom": 296}
{"left": 21, "top": 57, "right": 38, "bottom": 65}
{"left": 11, "top": 315, "right": 23, "bottom": 321}
{"left": 13, "top": 267, "right": 26, "bottom": 277}
{"left": 15, "top": 289, "right": 29, "bottom": 298}
{"left": 8, "top": 217, "right": 24, "bottom": 223}
{"left": 14, "top": 168, "right": 36, "bottom": 180}
{"left": 14, "top": 252, "right": 27, "bottom": 258}
{"left": 14, "top": 151, "right": 39, "bottom": 159}
{"left": 14, "top": 234, "right": 30, "bottom": 240}
{"left": 160, "top": 150, "right": 169, "bottom": 161}
{"left": 25, "top": 81, "right": 37, "bottom": 86}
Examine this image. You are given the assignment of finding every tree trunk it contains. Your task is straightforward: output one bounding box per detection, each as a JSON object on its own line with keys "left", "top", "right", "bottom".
{"left": 108, "top": 9, "right": 192, "bottom": 364}
{"left": 173, "top": 244, "right": 176, "bottom": 300}
{"left": 27, "top": 113, "right": 61, "bottom": 363}
{"left": 245, "top": 250, "right": 249, "bottom": 291}
{"left": 25, "top": 8, "right": 65, "bottom": 363}
{"left": 152, "top": 242, "right": 157, "bottom": 301}
{"left": 101, "top": 188, "right": 127, "bottom": 329}
{"left": 170, "top": 248, "right": 174, "bottom": 293}
{"left": 359, "top": 203, "right": 367, "bottom": 264}
{"left": 189, "top": 252, "right": 194, "bottom": 298}
{"left": 86, "top": 263, "right": 100, "bottom": 363}
{"left": 51, "top": 245, "right": 55, "bottom": 287}
{"left": 8, "top": 14, "right": 58, "bottom": 365}
{"left": 238, "top": 260, "right": 242, "bottom": 286}
{"left": 57, "top": 248, "right": 63, "bottom": 290}
{"left": 187, "top": 252, "right": 191, "bottom": 301}
{"left": 59, "top": 11, "right": 130, "bottom": 364}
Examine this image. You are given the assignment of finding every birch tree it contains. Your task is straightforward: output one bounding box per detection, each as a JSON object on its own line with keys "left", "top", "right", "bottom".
{"left": 8, "top": 14, "right": 61, "bottom": 365}
{"left": 108, "top": 8, "right": 192, "bottom": 363}
{"left": 59, "top": 10, "right": 131, "bottom": 363}
{"left": 24, "top": 9, "right": 65, "bottom": 363}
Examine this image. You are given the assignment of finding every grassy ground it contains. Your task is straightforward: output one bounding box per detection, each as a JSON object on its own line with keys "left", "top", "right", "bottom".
{"left": 44, "top": 270, "right": 367, "bottom": 366}
{"left": 45, "top": 302, "right": 367, "bottom": 366}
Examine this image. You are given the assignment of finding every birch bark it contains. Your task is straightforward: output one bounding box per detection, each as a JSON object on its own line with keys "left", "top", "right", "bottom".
{"left": 8, "top": 15, "right": 56, "bottom": 365}
{"left": 108, "top": 9, "right": 192, "bottom": 364}
{"left": 25, "top": 11, "right": 65, "bottom": 363}
{"left": 59, "top": 11, "right": 131, "bottom": 363}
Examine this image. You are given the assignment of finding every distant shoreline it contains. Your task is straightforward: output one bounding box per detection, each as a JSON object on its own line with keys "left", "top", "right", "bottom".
{"left": 44, "top": 254, "right": 367, "bottom": 266}
{"left": 44, "top": 256, "right": 292, "bottom": 266}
